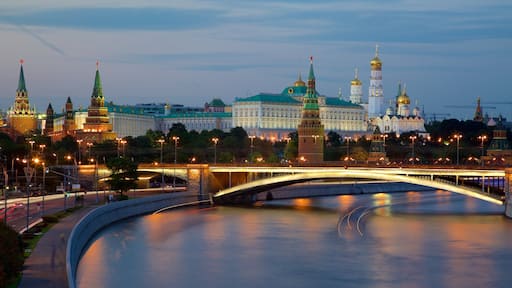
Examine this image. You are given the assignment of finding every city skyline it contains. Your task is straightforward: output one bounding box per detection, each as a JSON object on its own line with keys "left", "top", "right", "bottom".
{"left": 1, "top": 0, "right": 511, "bottom": 120}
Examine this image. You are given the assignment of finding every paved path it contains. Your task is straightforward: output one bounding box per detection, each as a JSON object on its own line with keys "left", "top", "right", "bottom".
{"left": 18, "top": 206, "right": 96, "bottom": 288}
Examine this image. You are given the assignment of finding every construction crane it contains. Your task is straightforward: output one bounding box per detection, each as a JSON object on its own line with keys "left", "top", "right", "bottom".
{"left": 423, "top": 113, "right": 451, "bottom": 122}
{"left": 444, "top": 105, "right": 496, "bottom": 109}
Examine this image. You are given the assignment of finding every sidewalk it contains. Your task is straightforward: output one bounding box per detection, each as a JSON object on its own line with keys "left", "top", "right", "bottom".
{"left": 18, "top": 206, "right": 96, "bottom": 288}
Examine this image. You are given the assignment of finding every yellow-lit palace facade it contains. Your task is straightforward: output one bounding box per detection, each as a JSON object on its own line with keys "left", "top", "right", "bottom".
{"left": 233, "top": 75, "right": 367, "bottom": 139}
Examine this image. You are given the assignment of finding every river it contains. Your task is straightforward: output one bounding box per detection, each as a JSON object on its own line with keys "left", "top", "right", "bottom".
{"left": 76, "top": 187, "right": 512, "bottom": 288}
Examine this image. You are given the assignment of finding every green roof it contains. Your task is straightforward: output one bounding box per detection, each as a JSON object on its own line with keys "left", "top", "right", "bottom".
{"left": 17, "top": 64, "right": 27, "bottom": 92}
{"left": 92, "top": 69, "right": 103, "bottom": 99}
{"left": 209, "top": 98, "right": 226, "bottom": 107}
{"left": 280, "top": 85, "right": 307, "bottom": 96}
{"left": 325, "top": 97, "right": 362, "bottom": 108}
{"left": 157, "top": 112, "right": 232, "bottom": 119}
{"left": 236, "top": 93, "right": 301, "bottom": 104}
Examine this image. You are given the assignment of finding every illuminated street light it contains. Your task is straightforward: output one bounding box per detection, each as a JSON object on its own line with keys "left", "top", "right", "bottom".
{"left": 409, "top": 135, "right": 417, "bottom": 164}
{"left": 344, "top": 136, "right": 352, "bottom": 159}
{"left": 116, "top": 137, "right": 122, "bottom": 157}
{"left": 157, "top": 139, "right": 165, "bottom": 188}
{"left": 76, "top": 139, "right": 83, "bottom": 164}
{"left": 453, "top": 133, "right": 463, "bottom": 166}
{"left": 211, "top": 137, "right": 219, "bottom": 164}
{"left": 249, "top": 135, "right": 256, "bottom": 155}
{"left": 28, "top": 140, "right": 35, "bottom": 155}
{"left": 172, "top": 136, "right": 180, "bottom": 187}
{"left": 478, "top": 135, "right": 487, "bottom": 167}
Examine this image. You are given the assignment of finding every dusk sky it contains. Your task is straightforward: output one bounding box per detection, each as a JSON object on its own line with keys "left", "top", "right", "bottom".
{"left": 1, "top": 0, "right": 511, "bottom": 120}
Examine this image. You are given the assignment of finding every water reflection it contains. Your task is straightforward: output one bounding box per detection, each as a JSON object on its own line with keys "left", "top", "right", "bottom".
{"left": 77, "top": 190, "right": 512, "bottom": 288}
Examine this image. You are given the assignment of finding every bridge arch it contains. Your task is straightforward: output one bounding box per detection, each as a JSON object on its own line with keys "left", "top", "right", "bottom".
{"left": 213, "top": 170, "right": 504, "bottom": 206}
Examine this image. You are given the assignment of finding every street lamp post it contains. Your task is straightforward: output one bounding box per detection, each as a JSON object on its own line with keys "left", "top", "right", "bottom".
{"left": 76, "top": 139, "right": 83, "bottom": 164}
{"left": 249, "top": 136, "right": 256, "bottom": 161}
{"left": 121, "top": 140, "right": 127, "bottom": 157}
{"left": 212, "top": 137, "right": 219, "bottom": 164}
{"left": 157, "top": 139, "right": 165, "bottom": 188}
{"left": 409, "top": 135, "right": 417, "bottom": 164}
{"left": 42, "top": 161, "right": 45, "bottom": 215}
{"left": 172, "top": 136, "right": 179, "bottom": 187}
{"left": 453, "top": 134, "right": 463, "bottom": 166}
{"left": 344, "top": 136, "right": 352, "bottom": 160}
{"left": 478, "top": 135, "right": 487, "bottom": 167}
{"left": 28, "top": 140, "right": 35, "bottom": 156}
{"left": 24, "top": 157, "right": 30, "bottom": 232}
{"left": 116, "top": 137, "right": 122, "bottom": 157}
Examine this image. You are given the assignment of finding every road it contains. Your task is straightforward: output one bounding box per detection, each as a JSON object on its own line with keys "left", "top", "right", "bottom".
{"left": 1, "top": 187, "right": 185, "bottom": 233}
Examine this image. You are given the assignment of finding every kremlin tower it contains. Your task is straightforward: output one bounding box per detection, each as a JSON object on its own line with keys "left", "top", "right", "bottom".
{"left": 349, "top": 68, "right": 363, "bottom": 104}
{"left": 474, "top": 97, "right": 484, "bottom": 122}
{"left": 7, "top": 60, "right": 37, "bottom": 136}
{"left": 75, "top": 62, "right": 116, "bottom": 142}
{"left": 298, "top": 57, "right": 324, "bottom": 163}
{"left": 368, "top": 45, "right": 384, "bottom": 119}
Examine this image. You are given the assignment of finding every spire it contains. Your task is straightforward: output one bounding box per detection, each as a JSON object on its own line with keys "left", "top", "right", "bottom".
{"left": 375, "top": 44, "right": 379, "bottom": 57}
{"left": 17, "top": 59, "right": 27, "bottom": 92}
{"left": 67, "top": 96, "right": 72, "bottom": 104}
{"left": 46, "top": 103, "right": 54, "bottom": 113}
{"left": 397, "top": 81, "right": 402, "bottom": 96}
{"left": 92, "top": 62, "right": 103, "bottom": 99}
{"left": 354, "top": 67, "right": 359, "bottom": 79}
{"left": 474, "top": 96, "right": 483, "bottom": 122}
{"left": 308, "top": 56, "right": 315, "bottom": 81}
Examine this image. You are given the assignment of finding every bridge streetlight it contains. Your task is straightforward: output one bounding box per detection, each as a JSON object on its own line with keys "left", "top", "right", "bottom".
{"left": 409, "top": 135, "right": 417, "bottom": 164}
{"left": 172, "top": 136, "right": 180, "bottom": 187}
{"left": 211, "top": 137, "right": 219, "bottom": 164}
{"left": 453, "top": 134, "right": 463, "bottom": 166}
{"left": 478, "top": 135, "right": 487, "bottom": 167}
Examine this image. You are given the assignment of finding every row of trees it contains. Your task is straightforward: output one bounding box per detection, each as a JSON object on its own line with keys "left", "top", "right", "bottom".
{"left": 1, "top": 119, "right": 510, "bottom": 180}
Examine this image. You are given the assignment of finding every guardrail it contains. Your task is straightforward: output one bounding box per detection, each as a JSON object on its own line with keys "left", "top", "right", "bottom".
{"left": 66, "top": 192, "right": 209, "bottom": 288}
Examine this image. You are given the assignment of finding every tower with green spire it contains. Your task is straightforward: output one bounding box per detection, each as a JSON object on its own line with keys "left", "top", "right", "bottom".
{"left": 7, "top": 59, "right": 37, "bottom": 135}
{"left": 298, "top": 57, "right": 324, "bottom": 163}
{"left": 78, "top": 62, "right": 116, "bottom": 142}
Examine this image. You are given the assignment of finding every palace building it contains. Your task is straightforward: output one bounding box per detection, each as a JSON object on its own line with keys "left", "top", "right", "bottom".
{"left": 232, "top": 63, "right": 367, "bottom": 140}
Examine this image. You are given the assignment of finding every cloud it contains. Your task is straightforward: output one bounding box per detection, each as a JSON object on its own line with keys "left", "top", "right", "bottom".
{"left": 0, "top": 7, "right": 221, "bottom": 31}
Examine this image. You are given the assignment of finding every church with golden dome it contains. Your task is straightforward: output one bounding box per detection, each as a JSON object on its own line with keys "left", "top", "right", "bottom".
{"left": 371, "top": 82, "right": 426, "bottom": 135}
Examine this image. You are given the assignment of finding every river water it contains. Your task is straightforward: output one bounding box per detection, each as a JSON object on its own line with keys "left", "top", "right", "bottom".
{"left": 76, "top": 187, "right": 512, "bottom": 288}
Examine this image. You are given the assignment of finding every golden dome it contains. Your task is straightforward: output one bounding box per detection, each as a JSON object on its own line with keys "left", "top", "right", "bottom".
{"left": 351, "top": 78, "right": 362, "bottom": 86}
{"left": 397, "top": 93, "right": 410, "bottom": 105}
{"left": 370, "top": 44, "right": 382, "bottom": 69}
{"left": 351, "top": 67, "right": 362, "bottom": 86}
{"left": 294, "top": 73, "right": 306, "bottom": 87}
